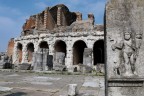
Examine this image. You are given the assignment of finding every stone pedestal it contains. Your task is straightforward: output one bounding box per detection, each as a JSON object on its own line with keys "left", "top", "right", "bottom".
{"left": 105, "top": 0, "right": 144, "bottom": 96}
{"left": 68, "top": 84, "right": 78, "bottom": 96}
{"left": 108, "top": 78, "right": 144, "bottom": 96}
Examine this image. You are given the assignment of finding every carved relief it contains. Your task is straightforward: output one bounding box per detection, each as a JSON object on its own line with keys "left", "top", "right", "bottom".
{"left": 112, "top": 31, "right": 143, "bottom": 77}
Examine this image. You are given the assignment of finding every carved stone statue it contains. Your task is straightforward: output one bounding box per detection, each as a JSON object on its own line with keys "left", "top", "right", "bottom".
{"left": 112, "top": 32, "right": 142, "bottom": 77}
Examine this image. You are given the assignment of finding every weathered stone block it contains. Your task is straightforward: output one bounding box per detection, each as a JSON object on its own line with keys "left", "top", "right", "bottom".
{"left": 53, "top": 64, "right": 66, "bottom": 71}
{"left": 68, "top": 84, "right": 78, "bottom": 96}
{"left": 19, "top": 63, "right": 31, "bottom": 70}
{"left": 83, "top": 48, "right": 93, "bottom": 67}
{"left": 79, "top": 65, "right": 93, "bottom": 73}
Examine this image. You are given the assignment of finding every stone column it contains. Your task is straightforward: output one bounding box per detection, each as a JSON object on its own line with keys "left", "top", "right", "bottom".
{"left": 12, "top": 43, "right": 19, "bottom": 64}
{"left": 42, "top": 48, "right": 49, "bottom": 71}
{"left": 65, "top": 41, "right": 73, "bottom": 72}
{"left": 87, "top": 40, "right": 94, "bottom": 66}
{"left": 21, "top": 44, "right": 28, "bottom": 63}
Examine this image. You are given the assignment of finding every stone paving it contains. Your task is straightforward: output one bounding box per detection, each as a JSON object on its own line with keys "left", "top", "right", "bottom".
{"left": 0, "top": 71, "right": 104, "bottom": 96}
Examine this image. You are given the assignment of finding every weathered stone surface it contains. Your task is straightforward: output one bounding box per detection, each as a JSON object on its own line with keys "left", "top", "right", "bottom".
{"left": 32, "top": 48, "right": 49, "bottom": 71}
{"left": 0, "top": 54, "right": 12, "bottom": 69}
{"left": 106, "top": 0, "right": 144, "bottom": 96}
{"left": 68, "top": 84, "right": 78, "bottom": 96}
{"left": 53, "top": 52, "right": 66, "bottom": 71}
{"left": 19, "top": 63, "right": 31, "bottom": 70}
{"left": 83, "top": 48, "right": 93, "bottom": 67}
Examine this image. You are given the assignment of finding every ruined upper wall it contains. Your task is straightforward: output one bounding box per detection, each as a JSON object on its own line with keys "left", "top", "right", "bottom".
{"left": 21, "top": 4, "right": 102, "bottom": 36}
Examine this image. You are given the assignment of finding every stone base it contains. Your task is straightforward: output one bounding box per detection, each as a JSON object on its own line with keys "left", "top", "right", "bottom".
{"left": 0, "top": 62, "right": 12, "bottom": 69}
{"left": 19, "top": 63, "right": 31, "bottom": 70}
{"left": 53, "top": 64, "right": 66, "bottom": 71}
{"left": 79, "top": 65, "right": 93, "bottom": 73}
{"left": 108, "top": 78, "right": 144, "bottom": 96}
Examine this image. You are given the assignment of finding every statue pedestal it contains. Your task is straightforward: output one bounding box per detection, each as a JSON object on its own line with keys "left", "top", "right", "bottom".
{"left": 107, "top": 77, "right": 144, "bottom": 96}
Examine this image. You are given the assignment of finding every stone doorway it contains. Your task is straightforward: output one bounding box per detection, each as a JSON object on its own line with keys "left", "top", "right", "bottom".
{"left": 93, "top": 40, "right": 104, "bottom": 65}
{"left": 27, "top": 43, "right": 34, "bottom": 62}
{"left": 73, "top": 40, "right": 87, "bottom": 65}
{"left": 17, "top": 43, "right": 23, "bottom": 63}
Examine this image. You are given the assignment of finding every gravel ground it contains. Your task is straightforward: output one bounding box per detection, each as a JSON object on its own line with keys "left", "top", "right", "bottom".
{"left": 0, "top": 71, "right": 104, "bottom": 96}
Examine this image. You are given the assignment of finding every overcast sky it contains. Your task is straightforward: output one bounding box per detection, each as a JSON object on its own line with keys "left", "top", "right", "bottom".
{"left": 0, "top": 0, "right": 106, "bottom": 52}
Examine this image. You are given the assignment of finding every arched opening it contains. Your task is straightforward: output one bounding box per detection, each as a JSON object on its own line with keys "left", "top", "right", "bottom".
{"left": 73, "top": 40, "right": 87, "bottom": 65}
{"left": 27, "top": 43, "right": 34, "bottom": 62}
{"left": 39, "top": 41, "right": 49, "bottom": 49}
{"left": 93, "top": 40, "right": 104, "bottom": 65}
{"left": 17, "top": 43, "right": 23, "bottom": 63}
{"left": 54, "top": 40, "right": 66, "bottom": 55}
{"left": 53, "top": 40, "right": 67, "bottom": 66}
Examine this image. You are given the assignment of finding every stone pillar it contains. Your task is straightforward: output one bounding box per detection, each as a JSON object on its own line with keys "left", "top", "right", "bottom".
{"left": 76, "top": 12, "right": 82, "bottom": 21}
{"left": 13, "top": 43, "right": 19, "bottom": 64}
{"left": 42, "top": 48, "right": 49, "bottom": 71}
{"left": 68, "top": 84, "right": 78, "bottom": 96}
{"left": 57, "top": 6, "right": 62, "bottom": 26}
{"left": 83, "top": 48, "right": 93, "bottom": 67}
{"left": 106, "top": 0, "right": 144, "bottom": 96}
{"left": 33, "top": 49, "right": 43, "bottom": 71}
{"left": 65, "top": 42, "right": 73, "bottom": 72}
{"left": 21, "top": 44, "right": 28, "bottom": 63}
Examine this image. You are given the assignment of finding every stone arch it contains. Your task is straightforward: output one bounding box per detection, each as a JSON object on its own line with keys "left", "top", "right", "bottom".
{"left": 93, "top": 40, "right": 104, "bottom": 65}
{"left": 27, "top": 42, "right": 34, "bottom": 62}
{"left": 53, "top": 40, "right": 67, "bottom": 66}
{"left": 73, "top": 40, "right": 87, "bottom": 65}
{"left": 39, "top": 41, "right": 49, "bottom": 49}
{"left": 17, "top": 43, "right": 23, "bottom": 63}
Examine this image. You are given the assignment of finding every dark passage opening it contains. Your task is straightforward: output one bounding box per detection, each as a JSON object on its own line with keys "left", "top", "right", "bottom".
{"left": 27, "top": 43, "right": 34, "bottom": 62}
{"left": 17, "top": 43, "right": 23, "bottom": 63}
{"left": 39, "top": 41, "right": 49, "bottom": 49}
{"left": 73, "top": 40, "right": 87, "bottom": 65}
{"left": 93, "top": 40, "right": 104, "bottom": 65}
{"left": 54, "top": 40, "right": 66, "bottom": 55}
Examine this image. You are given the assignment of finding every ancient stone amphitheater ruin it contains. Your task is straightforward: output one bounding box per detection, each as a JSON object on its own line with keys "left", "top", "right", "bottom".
{"left": 6, "top": 4, "right": 104, "bottom": 72}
